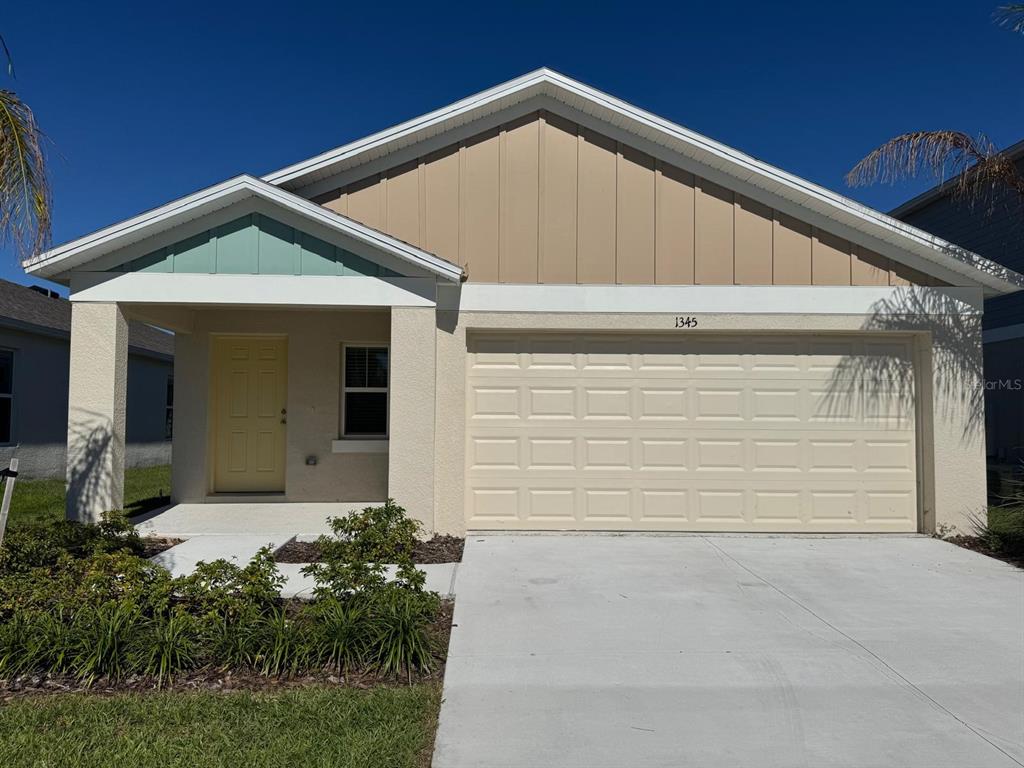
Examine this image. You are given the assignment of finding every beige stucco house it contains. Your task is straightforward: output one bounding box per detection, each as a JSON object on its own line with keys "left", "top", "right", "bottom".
{"left": 22, "top": 69, "right": 1023, "bottom": 535}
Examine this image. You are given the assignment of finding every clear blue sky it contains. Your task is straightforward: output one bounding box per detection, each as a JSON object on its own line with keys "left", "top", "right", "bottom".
{"left": 3, "top": 0, "right": 1022, "bottom": 290}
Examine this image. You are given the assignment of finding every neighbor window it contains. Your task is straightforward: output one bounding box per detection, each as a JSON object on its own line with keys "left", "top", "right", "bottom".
{"left": 342, "top": 346, "right": 388, "bottom": 437}
{"left": 0, "top": 350, "right": 12, "bottom": 444}
{"left": 165, "top": 376, "right": 174, "bottom": 440}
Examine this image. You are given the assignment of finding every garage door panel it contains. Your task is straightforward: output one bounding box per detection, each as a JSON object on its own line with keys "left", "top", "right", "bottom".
{"left": 466, "top": 333, "right": 917, "bottom": 532}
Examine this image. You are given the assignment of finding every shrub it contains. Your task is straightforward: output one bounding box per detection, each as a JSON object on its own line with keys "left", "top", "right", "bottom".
{"left": 131, "top": 610, "right": 200, "bottom": 686}
{"left": 303, "top": 500, "right": 426, "bottom": 597}
{"left": 972, "top": 505, "right": 1024, "bottom": 557}
{"left": 0, "top": 513, "right": 142, "bottom": 574}
{"left": 303, "top": 597, "right": 374, "bottom": 675}
{"left": 0, "top": 503, "right": 442, "bottom": 686}
{"left": 174, "top": 547, "right": 283, "bottom": 622}
{"left": 369, "top": 587, "right": 440, "bottom": 679}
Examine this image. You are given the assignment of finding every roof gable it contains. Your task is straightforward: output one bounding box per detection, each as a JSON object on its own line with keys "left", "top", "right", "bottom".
{"left": 265, "top": 69, "right": 1023, "bottom": 297}
{"left": 24, "top": 176, "right": 463, "bottom": 284}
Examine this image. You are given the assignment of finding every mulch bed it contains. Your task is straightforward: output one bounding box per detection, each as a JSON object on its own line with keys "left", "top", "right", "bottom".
{"left": 274, "top": 536, "right": 464, "bottom": 565}
{"left": 0, "top": 600, "right": 454, "bottom": 701}
{"left": 944, "top": 535, "right": 1024, "bottom": 569}
{"left": 138, "top": 537, "right": 184, "bottom": 558}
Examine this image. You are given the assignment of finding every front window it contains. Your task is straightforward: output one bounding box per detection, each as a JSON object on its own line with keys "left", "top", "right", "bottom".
{"left": 342, "top": 346, "right": 389, "bottom": 437}
{"left": 0, "top": 350, "right": 12, "bottom": 444}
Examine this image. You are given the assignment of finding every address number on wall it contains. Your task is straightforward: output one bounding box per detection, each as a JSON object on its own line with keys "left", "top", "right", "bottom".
{"left": 674, "top": 316, "right": 699, "bottom": 328}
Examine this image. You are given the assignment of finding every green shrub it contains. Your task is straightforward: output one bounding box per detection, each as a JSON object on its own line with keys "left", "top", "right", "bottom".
{"left": 973, "top": 504, "right": 1024, "bottom": 556}
{"left": 0, "top": 504, "right": 442, "bottom": 686}
{"left": 303, "top": 597, "right": 374, "bottom": 674}
{"left": 369, "top": 588, "right": 440, "bottom": 679}
{"left": 303, "top": 500, "right": 426, "bottom": 597}
{"left": 68, "top": 602, "right": 144, "bottom": 684}
{"left": 174, "top": 547, "right": 283, "bottom": 621}
{"left": 0, "top": 513, "right": 142, "bottom": 574}
{"left": 131, "top": 610, "right": 200, "bottom": 686}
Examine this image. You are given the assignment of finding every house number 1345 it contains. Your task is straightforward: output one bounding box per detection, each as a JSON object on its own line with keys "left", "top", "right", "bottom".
{"left": 674, "top": 316, "right": 698, "bottom": 328}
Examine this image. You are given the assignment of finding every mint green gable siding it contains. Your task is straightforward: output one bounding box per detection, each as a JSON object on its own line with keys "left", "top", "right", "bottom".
{"left": 116, "top": 214, "right": 402, "bottom": 277}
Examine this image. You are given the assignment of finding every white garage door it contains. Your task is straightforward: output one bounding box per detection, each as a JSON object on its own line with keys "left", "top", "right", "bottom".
{"left": 465, "top": 334, "right": 918, "bottom": 532}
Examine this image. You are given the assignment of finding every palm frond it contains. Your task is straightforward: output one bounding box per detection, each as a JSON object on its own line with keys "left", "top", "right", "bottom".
{"left": 0, "top": 35, "right": 12, "bottom": 77}
{"left": 995, "top": 3, "right": 1024, "bottom": 32}
{"left": 0, "top": 88, "right": 51, "bottom": 261}
{"left": 846, "top": 130, "right": 1024, "bottom": 206}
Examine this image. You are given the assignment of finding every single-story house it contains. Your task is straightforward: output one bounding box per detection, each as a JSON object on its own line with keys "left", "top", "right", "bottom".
{"left": 891, "top": 139, "right": 1024, "bottom": 465}
{"left": 0, "top": 278, "right": 173, "bottom": 478}
{"left": 20, "top": 69, "right": 1024, "bottom": 534}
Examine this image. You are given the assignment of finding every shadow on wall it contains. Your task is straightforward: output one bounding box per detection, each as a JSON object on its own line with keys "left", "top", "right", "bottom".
{"left": 65, "top": 411, "right": 116, "bottom": 523}
{"left": 819, "top": 288, "right": 983, "bottom": 444}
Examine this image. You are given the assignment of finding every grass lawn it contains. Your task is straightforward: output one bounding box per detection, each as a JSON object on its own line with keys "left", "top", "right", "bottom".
{"left": 0, "top": 684, "right": 440, "bottom": 768}
{"left": 4, "top": 464, "right": 171, "bottom": 527}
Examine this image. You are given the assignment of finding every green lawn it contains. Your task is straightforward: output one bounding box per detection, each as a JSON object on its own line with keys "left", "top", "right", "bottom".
{"left": 5, "top": 464, "right": 171, "bottom": 527}
{"left": 0, "top": 684, "right": 440, "bottom": 768}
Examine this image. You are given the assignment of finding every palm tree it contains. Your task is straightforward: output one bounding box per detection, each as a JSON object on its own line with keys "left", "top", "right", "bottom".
{"left": 0, "top": 34, "right": 50, "bottom": 262}
{"left": 846, "top": 5, "right": 1024, "bottom": 205}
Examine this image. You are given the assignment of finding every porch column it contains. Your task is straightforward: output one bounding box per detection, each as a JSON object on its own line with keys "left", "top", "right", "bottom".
{"left": 66, "top": 302, "right": 128, "bottom": 523}
{"left": 388, "top": 306, "right": 436, "bottom": 532}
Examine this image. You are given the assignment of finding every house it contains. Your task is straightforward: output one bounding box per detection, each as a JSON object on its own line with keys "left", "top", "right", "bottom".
{"left": 19, "top": 69, "right": 1024, "bottom": 534}
{"left": 0, "top": 278, "right": 173, "bottom": 478}
{"left": 891, "top": 140, "right": 1024, "bottom": 465}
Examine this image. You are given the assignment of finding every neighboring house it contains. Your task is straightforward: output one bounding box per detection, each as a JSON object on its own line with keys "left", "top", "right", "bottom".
{"left": 20, "top": 69, "right": 1024, "bottom": 534}
{"left": 0, "top": 278, "right": 173, "bottom": 478}
{"left": 891, "top": 140, "right": 1024, "bottom": 463}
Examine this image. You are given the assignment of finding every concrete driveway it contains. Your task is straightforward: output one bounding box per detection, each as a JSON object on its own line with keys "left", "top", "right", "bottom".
{"left": 432, "top": 535, "right": 1024, "bottom": 768}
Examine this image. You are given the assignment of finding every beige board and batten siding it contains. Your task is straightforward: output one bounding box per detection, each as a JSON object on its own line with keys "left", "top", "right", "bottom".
{"left": 316, "top": 111, "right": 943, "bottom": 288}
{"left": 463, "top": 333, "right": 918, "bottom": 532}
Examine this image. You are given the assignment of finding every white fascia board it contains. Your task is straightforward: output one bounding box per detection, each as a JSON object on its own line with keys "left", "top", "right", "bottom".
{"left": 438, "top": 284, "right": 984, "bottom": 315}
{"left": 263, "top": 68, "right": 1022, "bottom": 297}
{"left": 23, "top": 175, "right": 463, "bottom": 284}
{"left": 69, "top": 272, "right": 437, "bottom": 308}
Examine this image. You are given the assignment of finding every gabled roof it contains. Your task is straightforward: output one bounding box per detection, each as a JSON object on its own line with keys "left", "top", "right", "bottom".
{"left": 0, "top": 279, "right": 174, "bottom": 356}
{"left": 264, "top": 68, "right": 1024, "bottom": 297}
{"left": 23, "top": 175, "right": 464, "bottom": 283}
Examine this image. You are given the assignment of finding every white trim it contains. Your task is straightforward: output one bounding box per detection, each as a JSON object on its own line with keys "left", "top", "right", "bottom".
{"left": 24, "top": 175, "right": 464, "bottom": 284}
{"left": 264, "top": 69, "right": 1022, "bottom": 297}
{"left": 68, "top": 273, "right": 438, "bottom": 307}
{"left": 984, "top": 323, "right": 1024, "bottom": 344}
{"left": 331, "top": 439, "right": 389, "bottom": 454}
{"left": 437, "top": 284, "right": 985, "bottom": 315}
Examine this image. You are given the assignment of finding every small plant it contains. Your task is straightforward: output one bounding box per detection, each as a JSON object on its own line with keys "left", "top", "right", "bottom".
{"left": 369, "top": 588, "right": 440, "bottom": 681}
{"left": 131, "top": 610, "right": 200, "bottom": 687}
{"left": 0, "top": 512, "right": 142, "bottom": 574}
{"left": 304, "top": 597, "right": 374, "bottom": 676}
{"left": 303, "top": 500, "right": 426, "bottom": 597}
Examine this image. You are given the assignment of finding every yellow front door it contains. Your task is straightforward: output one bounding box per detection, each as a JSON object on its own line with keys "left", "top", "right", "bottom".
{"left": 212, "top": 335, "right": 287, "bottom": 493}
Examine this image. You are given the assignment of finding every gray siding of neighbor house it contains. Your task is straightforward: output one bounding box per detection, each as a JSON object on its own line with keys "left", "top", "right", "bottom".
{"left": 0, "top": 325, "right": 173, "bottom": 478}
{"left": 984, "top": 336, "right": 1024, "bottom": 461}
{"left": 898, "top": 156, "right": 1024, "bottom": 331}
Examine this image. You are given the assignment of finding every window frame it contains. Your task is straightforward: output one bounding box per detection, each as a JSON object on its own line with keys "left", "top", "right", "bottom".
{"left": 0, "top": 349, "right": 13, "bottom": 446}
{"left": 164, "top": 375, "right": 174, "bottom": 441}
{"left": 340, "top": 343, "right": 390, "bottom": 439}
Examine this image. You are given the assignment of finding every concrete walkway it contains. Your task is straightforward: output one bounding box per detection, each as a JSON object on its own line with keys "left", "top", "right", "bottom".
{"left": 135, "top": 502, "right": 383, "bottom": 537}
{"left": 433, "top": 535, "right": 1024, "bottom": 768}
{"left": 150, "top": 535, "right": 458, "bottom": 598}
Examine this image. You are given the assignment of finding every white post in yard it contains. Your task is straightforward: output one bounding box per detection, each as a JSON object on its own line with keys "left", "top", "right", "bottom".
{"left": 0, "top": 458, "right": 19, "bottom": 547}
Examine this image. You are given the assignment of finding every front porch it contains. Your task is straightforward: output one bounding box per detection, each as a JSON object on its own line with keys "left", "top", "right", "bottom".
{"left": 65, "top": 298, "right": 437, "bottom": 531}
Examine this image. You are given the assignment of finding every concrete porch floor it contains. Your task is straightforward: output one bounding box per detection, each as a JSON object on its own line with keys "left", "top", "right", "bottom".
{"left": 133, "top": 501, "right": 383, "bottom": 537}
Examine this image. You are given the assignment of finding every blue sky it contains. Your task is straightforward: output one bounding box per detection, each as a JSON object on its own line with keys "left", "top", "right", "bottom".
{"left": 3, "top": 0, "right": 1022, "bottom": 290}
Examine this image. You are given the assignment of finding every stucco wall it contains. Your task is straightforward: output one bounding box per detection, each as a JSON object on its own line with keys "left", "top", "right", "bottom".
{"left": 433, "top": 309, "right": 986, "bottom": 536}
{"left": 171, "top": 308, "right": 390, "bottom": 502}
